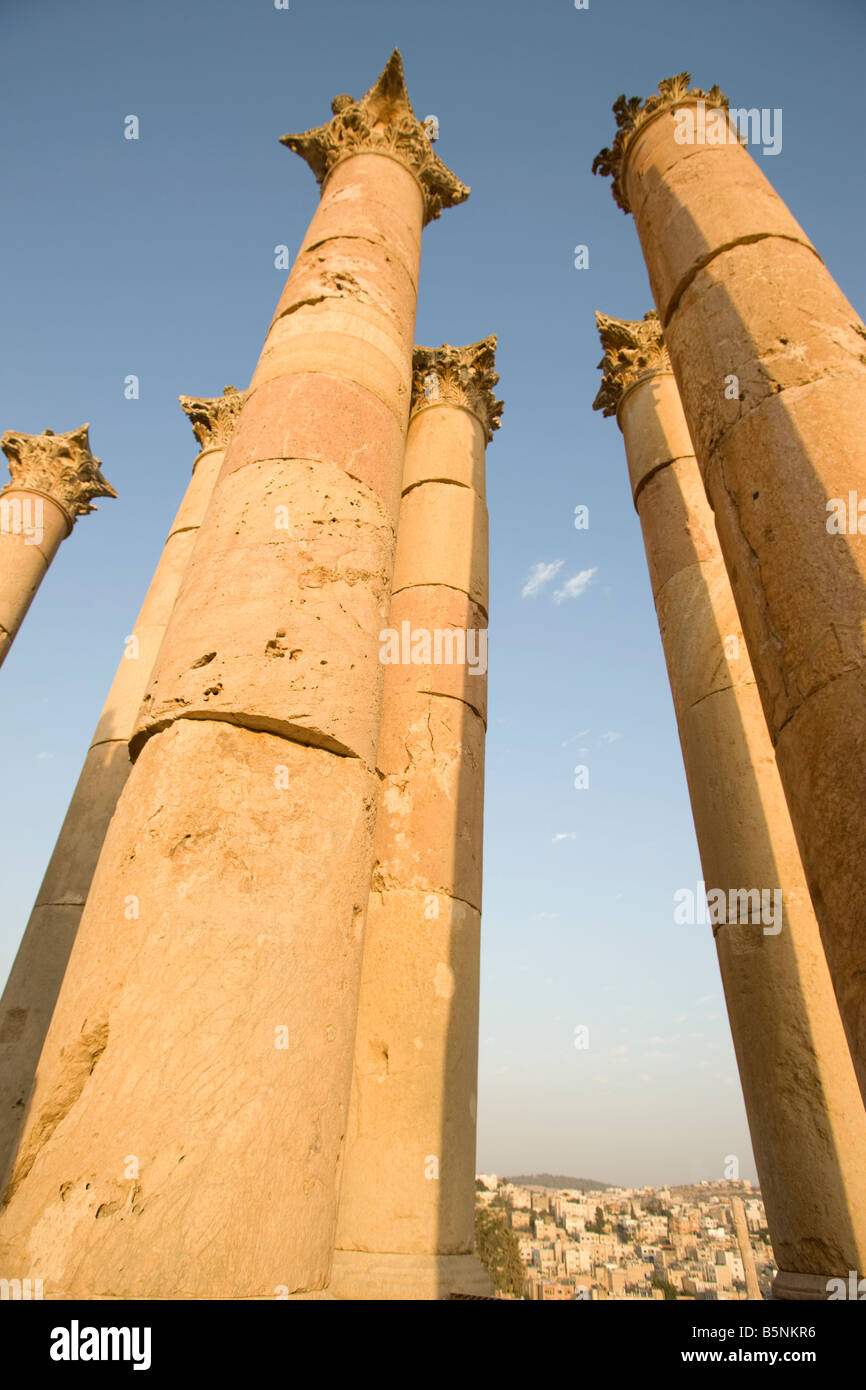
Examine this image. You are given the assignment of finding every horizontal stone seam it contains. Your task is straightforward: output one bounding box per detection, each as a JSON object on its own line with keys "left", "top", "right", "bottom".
{"left": 649, "top": 558, "right": 718, "bottom": 608}
{"left": 632, "top": 453, "right": 696, "bottom": 508}
{"left": 773, "top": 657, "right": 866, "bottom": 746}
{"left": 208, "top": 451, "right": 396, "bottom": 528}
{"left": 166, "top": 523, "right": 203, "bottom": 541}
{"left": 368, "top": 886, "right": 482, "bottom": 917}
{"left": 389, "top": 580, "right": 489, "bottom": 622}
{"left": 662, "top": 232, "right": 823, "bottom": 329}
{"left": 88, "top": 735, "right": 132, "bottom": 753}
{"left": 707, "top": 365, "right": 866, "bottom": 444}
{"left": 401, "top": 477, "right": 481, "bottom": 499}
{"left": 683, "top": 673, "right": 760, "bottom": 715}
{"left": 246, "top": 365, "right": 411, "bottom": 431}
{"left": 379, "top": 685, "right": 487, "bottom": 730}
{"left": 130, "top": 710, "right": 374, "bottom": 767}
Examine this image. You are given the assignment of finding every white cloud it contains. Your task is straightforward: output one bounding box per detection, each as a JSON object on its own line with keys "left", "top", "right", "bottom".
{"left": 552, "top": 832, "right": 576, "bottom": 843}
{"left": 599, "top": 730, "right": 621, "bottom": 744}
{"left": 553, "top": 566, "right": 598, "bottom": 604}
{"left": 521, "top": 559, "right": 563, "bottom": 598}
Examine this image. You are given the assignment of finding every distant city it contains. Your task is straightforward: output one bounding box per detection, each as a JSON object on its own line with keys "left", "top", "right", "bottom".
{"left": 476, "top": 1174, "right": 772, "bottom": 1300}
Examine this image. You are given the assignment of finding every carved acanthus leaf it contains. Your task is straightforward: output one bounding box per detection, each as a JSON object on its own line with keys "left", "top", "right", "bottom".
{"left": 592, "top": 310, "right": 670, "bottom": 416}
{"left": 178, "top": 385, "right": 249, "bottom": 451}
{"left": 0, "top": 424, "right": 116, "bottom": 518}
{"left": 281, "top": 49, "right": 470, "bottom": 225}
{"left": 592, "top": 73, "right": 729, "bottom": 213}
{"left": 411, "top": 337, "right": 503, "bottom": 443}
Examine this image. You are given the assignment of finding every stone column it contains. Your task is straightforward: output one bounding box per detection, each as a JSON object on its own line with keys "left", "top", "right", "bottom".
{"left": 0, "top": 426, "right": 115, "bottom": 669}
{"left": 731, "top": 1197, "right": 762, "bottom": 1302}
{"left": 0, "top": 51, "right": 468, "bottom": 1299}
{"left": 331, "top": 339, "right": 501, "bottom": 1300}
{"left": 593, "top": 75, "right": 866, "bottom": 1100}
{"left": 593, "top": 311, "right": 866, "bottom": 1300}
{"left": 0, "top": 388, "right": 245, "bottom": 1190}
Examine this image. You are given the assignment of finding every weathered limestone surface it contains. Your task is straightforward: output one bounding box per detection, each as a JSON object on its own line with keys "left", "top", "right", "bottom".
{"left": 594, "top": 76, "right": 866, "bottom": 1100}
{"left": 332, "top": 339, "right": 500, "bottom": 1300}
{"left": 0, "top": 426, "right": 115, "bottom": 668}
{"left": 0, "top": 392, "right": 243, "bottom": 1191}
{"left": 0, "top": 52, "right": 467, "bottom": 1298}
{"left": 594, "top": 312, "right": 866, "bottom": 1297}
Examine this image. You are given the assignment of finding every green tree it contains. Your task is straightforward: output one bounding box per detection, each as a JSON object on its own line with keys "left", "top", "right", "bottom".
{"left": 652, "top": 1275, "right": 678, "bottom": 1301}
{"left": 474, "top": 1205, "right": 526, "bottom": 1298}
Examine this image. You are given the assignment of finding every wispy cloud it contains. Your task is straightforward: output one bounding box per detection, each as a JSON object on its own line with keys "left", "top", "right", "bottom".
{"left": 552, "top": 832, "right": 576, "bottom": 842}
{"left": 599, "top": 730, "right": 620, "bottom": 744}
{"left": 553, "top": 566, "right": 598, "bottom": 604}
{"left": 521, "top": 559, "right": 563, "bottom": 598}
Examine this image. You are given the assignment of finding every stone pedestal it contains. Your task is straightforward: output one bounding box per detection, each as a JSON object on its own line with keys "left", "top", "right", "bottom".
{"left": 0, "top": 426, "right": 115, "bottom": 668}
{"left": 594, "top": 75, "right": 866, "bottom": 1101}
{"left": 0, "top": 51, "right": 468, "bottom": 1299}
{"left": 594, "top": 311, "right": 866, "bottom": 1300}
{"left": 0, "top": 390, "right": 244, "bottom": 1191}
{"left": 331, "top": 340, "right": 500, "bottom": 1300}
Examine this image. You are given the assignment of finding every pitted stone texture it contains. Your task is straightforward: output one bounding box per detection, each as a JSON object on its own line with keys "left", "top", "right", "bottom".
{"left": 0, "top": 446, "right": 228, "bottom": 1190}
{"left": 226, "top": 375, "right": 406, "bottom": 523}
{"left": 275, "top": 224, "right": 419, "bottom": 344}
{"left": 391, "top": 483, "right": 488, "bottom": 613}
{"left": 401, "top": 405, "right": 487, "bottom": 497}
{"left": 293, "top": 152, "right": 423, "bottom": 293}
{"left": 0, "top": 720, "right": 378, "bottom": 1297}
{"left": 252, "top": 155, "right": 423, "bottom": 424}
{"left": 334, "top": 888, "right": 481, "bottom": 1257}
{"left": 135, "top": 457, "right": 394, "bottom": 765}
{"left": 622, "top": 106, "right": 815, "bottom": 319}
{"left": 373, "top": 690, "right": 485, "bottom": 911}
{"left": 384, "top": 587, "right": 488, "bottom": 725}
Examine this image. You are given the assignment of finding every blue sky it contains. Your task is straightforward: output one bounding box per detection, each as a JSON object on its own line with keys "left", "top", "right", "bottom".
{"left": 1, "top": 0, "right": 863, "bottom": 1187}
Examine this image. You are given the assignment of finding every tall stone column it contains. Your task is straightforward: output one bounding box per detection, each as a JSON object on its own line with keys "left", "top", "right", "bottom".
{"left": 0, "top": 51, "right": 468, "bottom": 1299}
{"left": 0, "top": 426, "right": 115, "bottom": 669}
{"left": 331, "top": 339, "right": 501, "bottom": 1300}
{"left": 593, "top": 311, "right": 866, "bottom": 1300}
{"left": 0, "top": 388, "right": 245, "bottom": 1191}
{"left": 594, "top": 76, "right": 866, "bottom": 1099}
{"left": 731, "top": 1196, "right": 762, "bottom": 1302}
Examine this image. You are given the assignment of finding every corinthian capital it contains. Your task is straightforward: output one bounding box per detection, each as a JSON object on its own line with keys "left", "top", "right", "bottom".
{"left": 592, "top": 311, "right": 670, "bottom": 417}
{"left": 0, "top": 424, "right": 116, "bottom": 520}
{"left": 411, "top": 337, "right": 504, "bottom": 444}
{"left": 281, "top": 48, "right": 470, "bottom": 225}
{"left": 592, "top": 72, "right": 729, "bottom": 212}
{"left": 178, "top": 385, "right": 249, "bottom": 452}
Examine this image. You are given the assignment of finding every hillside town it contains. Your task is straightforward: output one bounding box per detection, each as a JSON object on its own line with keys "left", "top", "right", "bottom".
{"left": 476, "top": 1176, "right": 775, "bottom": 1300}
